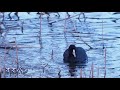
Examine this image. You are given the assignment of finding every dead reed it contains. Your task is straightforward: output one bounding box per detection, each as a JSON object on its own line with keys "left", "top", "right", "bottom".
{"left": 102, "top": 20, "right": 105, "bottom": 49}
{"left": 42, "top": 64, "right": 48, "bottom": 73}
{"left": 0, "top": 67, "right": 1, "bottom": 78}
{"left": 39, "top": 14, "right": 42, "bottom": 48}
{"left": 91, "top": 62, "right": 94, "bottom": 78}
{"left": 83, "top": 70, "right": 86, "bottom": 78}
{"left": 80, "top": 68, "right": 83, "bottom": 78}
{"left": 102, "top": 20, "right": 107, "bottom": 78}
{"left": 97, "top": 66, "right": 100, "bottom": 78}
{"left": 104, "top": 47, "right": 107, "bottom": 78}
{"left": 14, "top": 37, "right": 19, "bottom": 78}
{"left": 58, "top": 69, "right": 61, "bottom": 78}
{"left": 21, "top": 21, "right": 24, "bottom": 33}
{"left": 51, "top": 49, "right": 54, "bottom": 60}
{"left": 14, "top": 37, "right": 19, "bottom": 70}
{"left": 64, "top": 15, "right": 68, "bottom": 48}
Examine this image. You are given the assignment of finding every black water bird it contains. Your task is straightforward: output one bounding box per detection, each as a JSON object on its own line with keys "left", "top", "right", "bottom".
{"left": 63, "top": 45, "right": 88, "bottom": 63}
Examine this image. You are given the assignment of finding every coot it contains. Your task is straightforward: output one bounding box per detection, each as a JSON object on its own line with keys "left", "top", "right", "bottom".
{"left": 63, "top": 45, "right": 88, "bottom": 63}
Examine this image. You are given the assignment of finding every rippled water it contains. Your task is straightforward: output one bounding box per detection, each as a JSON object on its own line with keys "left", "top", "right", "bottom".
{"left": 0, "top": 12, "right": 120, "bottom": 78}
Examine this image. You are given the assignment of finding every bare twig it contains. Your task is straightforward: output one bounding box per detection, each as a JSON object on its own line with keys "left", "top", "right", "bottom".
{"left": 91, "top": 62, "right": 94, "bottom": 78}
{"left": 83, "top": 70, "right": 86, "bottom": 78}
{"left": 64, "top": 15, "right": 68, "bottom": 48}
{"left": 58, "top": 69, "right": 61, "bottom": 78}
{"left": 39, "top": 14, "right": 42, "bottom": 48}
{"left": 42, "top": 64, "right": 48, "bottom": 73}
{"left": 14, "top": 37, "right": 19, "bottom": 70}
{"left": 80, "top": 68, "right": 82, "bottom": 78}
{"left": 102, "top": 20, "right": 105, "bottom": 49}
{"left": 80, "top": 38, "right": 93, "bottom": 49}
{"left": 97, "top": 66, "right": 100, "bottom": 78}
{"left": 51, "top": 50, "right": 54, "bottom": 60}
{"left": 21, "top": 21, "right": 24, "bottom": 33}
{"left": 3, "top": 66, "right": 6, "bottom": 78}
{"left": 0, "top": 67, "right": 2, "bottom": 78}
{"left": 104, "top": 48, "right": 107, "bottom": 78}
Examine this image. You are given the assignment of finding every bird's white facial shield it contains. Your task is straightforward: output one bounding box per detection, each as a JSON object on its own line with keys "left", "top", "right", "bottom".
{"left": 73, "top": 49, "right": 76, "bottom": 57}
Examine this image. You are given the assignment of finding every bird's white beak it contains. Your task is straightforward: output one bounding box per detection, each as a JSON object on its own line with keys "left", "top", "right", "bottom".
{"left": 73, "top": 50, "right": 76, "bottom": 57}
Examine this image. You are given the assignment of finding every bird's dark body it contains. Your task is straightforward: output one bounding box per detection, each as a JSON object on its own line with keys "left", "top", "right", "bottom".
{"left": 63, "top": 45, "right": 88, "bottom": 63}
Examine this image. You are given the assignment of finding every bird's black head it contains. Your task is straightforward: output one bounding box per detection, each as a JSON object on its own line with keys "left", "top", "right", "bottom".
{"left": 69, "top": 45, "right": 76, "bottom": 50}
{"left": 68, "top": 45, "right": 76, "bottom": 56}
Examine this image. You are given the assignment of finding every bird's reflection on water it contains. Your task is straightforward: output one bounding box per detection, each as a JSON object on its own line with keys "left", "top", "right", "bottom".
{"left": 67, "top": 62, "right": 87, "bottom": 77}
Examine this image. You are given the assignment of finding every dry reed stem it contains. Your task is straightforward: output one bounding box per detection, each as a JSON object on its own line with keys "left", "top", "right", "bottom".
{"left": 58, "top": 69, "right": 61, "bottom": 78}
{"left": 39, "top": 14, "right": 42, "bottom": 48}
{"left": 40, "top": 14, "right": 42, "bottom": 37}
{"left": 64, "top": 15, "right": 67, "bottom": 32}
{"left": 89, "top": 63, "right": 94, "bottom": 78}
{"left": 80, "top": 68, "right": 82, "bottom": 78}
{"left": 64, "top": 15, "right": 68, "bottom": 47}
{"left": 104, "top": 48, "right": 107, "bottom": 78}
{"left": 2, "top": 46, "right": 8, "bottom": 78}
{"left": 3, "top": 66, "right": 6, "bottom": 78}
{"left": 83, "top": 70, "right": 86, "bottom": 78}
{"left": 0, "top": 67, "right": 1, "bottom": 78}
{"left": 102, "top": 20, "right": 105, "bottom": 49}
{"left": 14, "top": 37, "right": 19, "bottom": 69}
{"left": 51, "top": 49, "right": 54, "bottom": 60}
{"left": 4, "top": 47, "right": 7, "bottom": 61}
{"left": 91, "top": 62, "right": 94, "bottom": 78}
{"left": 97, "top": 66, "right": 100, "bottom": 78}
{"left": 42, "top": 64, "right": 48, "bottom": 73}
{"left": 73, "top": 21, "right": 77, "bottom": 31}
{"left": 102, "top": 20, "right": 103, "bottom": 40}
{"left": 21, "top": 21, "right": 24, "bottom": 33}
{"left": 89, "top": 68, "right": 91, "bottom": 78}
{"left": 14, "top": 37, "right": 19, "bottom": 78}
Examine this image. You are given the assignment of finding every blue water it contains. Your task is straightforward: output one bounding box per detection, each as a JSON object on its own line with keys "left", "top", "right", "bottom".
{"left": 0, "top": 12, "right": 120, "bottom": 78}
